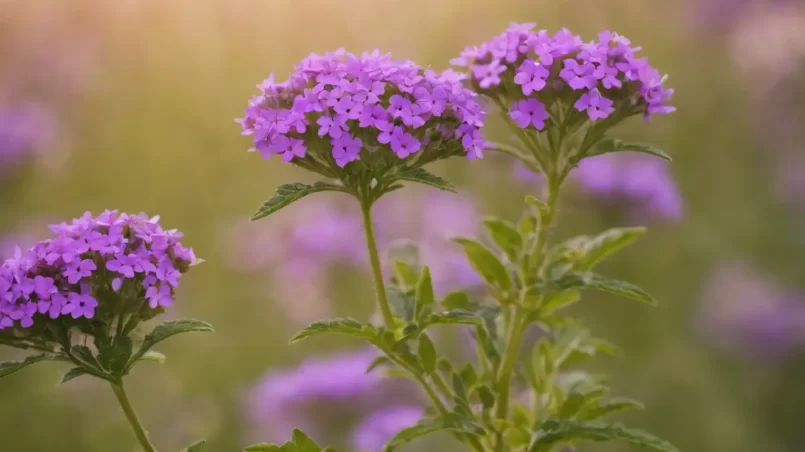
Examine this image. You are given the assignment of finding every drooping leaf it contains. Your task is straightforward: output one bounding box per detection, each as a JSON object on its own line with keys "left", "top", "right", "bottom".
{"left": 127, "top": 319, "right": 214, "bottom": 370}
{"left": 483, "top": 218, "right": 522, "bottom": 262}
{"left": 423, "top": 310, "right": 484, "bottom": 326}
{"left": 453, "top": 238, "right": 511, "bottom": 292}
{"left": 184, "top": 440, "right": 207, "bottom": 452}
{"left": 551, "top": 273, "right": 657, "bottom": 306}
{"left": 251, "top": 182, "right": 345, "bottom": 221}
{"left": 0, "top": 354, "right": 52, "bottom": 380}
{"left": 418, "top": 334, "right": 437, "bottom": 375}
{"left": 528, "top": 419, "right": 679, "bottom": 452}
{"left": 383, "top": 414, "right": 485, "bottom": 451}
{"left": 60, "top": 367, "right": 91, "bottom": 384}
{"left": 575, "top": 227, "right": 646, "bottom": 271}
{"left": 289, "top": 318, "right": 379, "bottom": 345}
{"left": 394, "top": 167, "right": 457, "bottom": 192}
{"left": 586, "top": 138, "right": 672, "bottom": 161}
{"left": 580, "top": 397, "right": 645, "bottom": 420}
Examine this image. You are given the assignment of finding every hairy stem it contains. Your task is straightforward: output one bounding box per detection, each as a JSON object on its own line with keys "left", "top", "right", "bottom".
{"left": 110, "top": 380, "right": 157, "bottom": 452}
{"left": 359, "top": 199, "right": 396, "bottom": 329}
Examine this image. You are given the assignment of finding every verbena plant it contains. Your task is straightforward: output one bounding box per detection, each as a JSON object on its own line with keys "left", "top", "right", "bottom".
{"left": 0, "top": 22, "right": 679, "bottom": 452}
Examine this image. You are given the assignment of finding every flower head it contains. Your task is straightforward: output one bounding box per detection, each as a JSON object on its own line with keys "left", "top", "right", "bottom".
{"left": 0, "top": 211, "right": 197, "bottom": 332}
{"left": 453, "top": 24, "right": 674, "bottom": 126}
{"left": 238, "top": 49, "right": 487, "bottom": 174}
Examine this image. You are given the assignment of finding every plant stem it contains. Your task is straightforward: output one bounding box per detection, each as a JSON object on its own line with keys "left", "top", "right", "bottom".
{"left": 110, "top": 380, "right": 157, "bottom": 452}
{"left": 359, "top": 199, "right": 396, "bottom": 329}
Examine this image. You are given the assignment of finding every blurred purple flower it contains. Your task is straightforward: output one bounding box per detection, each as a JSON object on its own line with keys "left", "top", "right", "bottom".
{"left": 0, "top": 103, "right": 57, "bottom": 176}
{"left": 574, "top": 153, "right": 684, "bottom": 221}
{"left": 352, "top": 406, "right": 423, "bottom": 451}
{"left": 246, "top": 349, "right": 421, "bottom": 445}
{"left": 698, "top": 261, "right": 805, "bottom": 360}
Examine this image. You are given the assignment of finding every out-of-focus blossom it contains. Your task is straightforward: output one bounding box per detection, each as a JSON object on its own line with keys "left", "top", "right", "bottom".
{"left": 246, "top": 349, "right": 421, "bottom": 445}
{"left": 0, "top": 104, "right": 57, "bottom": 177}
{"left": 351, "top": 405, "right": 423, "bottom": 451}
{"left": 237, "top": 49, "right": 486, "bottom": 165}
{"left": 688, "top": 0, "right": 796, "bottom": 35}
{"left": 698, "top": 261, "right": 805, "bottom": 360}
{"left": 574, "top": 154, "right": 683, "bottom": 221}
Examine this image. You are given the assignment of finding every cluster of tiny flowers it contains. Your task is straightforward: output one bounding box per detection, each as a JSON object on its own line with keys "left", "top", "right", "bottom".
{"left": 237, "top": 49, "right": 486, "bottom": 166}
{"left": 0, "top": 211, "right": 197, "bottom": 329}
{"left": 452, "top": 23, "right": 675, "bottom": 127}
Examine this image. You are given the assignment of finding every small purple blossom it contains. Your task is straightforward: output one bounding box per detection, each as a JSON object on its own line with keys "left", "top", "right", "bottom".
{"left": 514, "top": 59, "right": 550, "bottom": 95}
{"left": 510, "top": 98, "right": 549, "bottom": 130}
{"left": 332, "top": 134, "right": 363, "bottom": 167}
{"left": 574, "top": 89, "right": 615, "bottom": 120}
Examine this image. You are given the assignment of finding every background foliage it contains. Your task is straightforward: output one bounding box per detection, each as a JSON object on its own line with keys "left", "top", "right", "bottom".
{"left": 1, "top": 0, "right": 804, "bottom": 451}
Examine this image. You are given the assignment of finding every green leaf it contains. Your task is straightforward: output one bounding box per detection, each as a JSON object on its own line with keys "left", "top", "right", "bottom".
{"left": 415, "top": 267, "right": 435, "bottom": 319}
{"left": 366, "top": 356, "right": 392, "bottom": 374}
{"left": 453, "top": 238, "right": 511, "bottom": 292}
{"left": 525, "top": 195, "right": 549, "bottom": 216}
{"left": 478, "top": 385, "right": 495, "bottom": 410}
{"left": 540, "top": 291, "right": 581, "bottom": 315}
{"left": 292, "top": 429, "right": 324, "bottom": 451}
{"left": 441, "top": 291, "right": 472, "bottom": 310}
{"left": 483, "top": 218, "right": 522, "bottom": 261}
{"left": 383, "top": 414, "right": 484, "bottom": 451}
{"left": 60, "top": 367, "right": 91, "bottom": 384}
{"left": 251, "top": 182, "right": 344, "bottom": 221}
{"left": 98, "top": 336, "right": 133, "bottom": 375}
{"left": 552, "top": 273, "right": 657, "bottom": 306}
{"left": 183, "top": 440, "right": 207, "bottom": 452}
{"left": 586, "top": 138, "right": 672, "bottom": 161}
{"left": 387, "top": 287, "right": 416, "bottom": 322}
{"left": 394, "top": 167, "right": 457, "bottom": 192}
{"left": 575, "top": 227, "right": 646, "bottom": 271}
{"left": 424, "top": 310, "right": 484, "bottom": 326}
{"left": 128, "top": 319, "right": 214, "bottom": 370}
{"left": 289, "top": 318, "right": 379, "bottom": 345}
{"left": 580, "top": 397, "right": 645, "bottom": 420}
{"left": 528, "top": 420, "right": 679, "bottom": 452}
{"left": 393, "top": 261, "right": 420, "bottom": 288}
{"left": 244, "top": 429, "right": 329, "bottom": 452}
{"left": 0, "top": 354, "right": 52, "bottom": 379}
{"left": 138, "top": 350, "right": 167, "bottom": 364}
{"left": 418, "top": 334, "right": 437, "bottom": 375}
{"left": 71, "top": 345, "right": 102, "bottom": 370}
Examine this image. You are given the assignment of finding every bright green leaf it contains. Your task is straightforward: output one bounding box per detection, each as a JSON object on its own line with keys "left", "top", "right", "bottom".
{"left": 184, "top": 440, "right": 207, "bottom": 452}
{"left": 251, "top": 182, "right": 344, "bottom": 221}
{"left": 552, "top": 273, "right": 657, "bottom": 306}
{"left": 393, "top": 261, "right": 420, "bottom": 288}
{"left": 541, "top": 291, "right": 581, "bottom": 315}
{"left": 418, "top": 334, "right": 437, "bottom": 375}
{"left": 138, "top": 350, "right": 167, "bottom": 364}
{"left": 290, "top": 318, "right": 379, "bottom": 345}
{"left": 586, "top": 138, "right": 672, "bottom": 161}
{"left": 441, "top": 291, "right": 472, "bottom": 310}
{"left": 580, "top": 397, "right": 645, "bottom": 420}
{"left": 394, "top": 167, "right": 457, "bottom": 192}
{"left": 483, "top": 218, "right": 522, "bottom": 262}
{"left": 383, "top": 414, "right": 484, "bottom": 451}
{"left": 415, "top": 266, "right": 435, "bottom": 319}
{"left": 127, "top": 319, "right": 214, "bottom": 371}
{"left": 0, "top": 354, "right": 52, "bottom": 380}
{"left": 528, "top": 419, "right": 679, "bottom": 452}
{"left": 366, "top": 356, "right": 392, "bottom": 374}
{"left": 453, "top": 238, "right": 511, "bottom": 292}
{"left": 576, "top": 227, "right": 646, "bottom": 271}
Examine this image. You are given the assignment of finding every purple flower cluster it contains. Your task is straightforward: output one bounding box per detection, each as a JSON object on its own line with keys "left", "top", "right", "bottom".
{"left": 452, "top": 23, "right": 674, "bottom": 126}
{"left": 352, "top": 405, "right": 423, "bottom": 451}
{"left": 0, "top": 211, "right": 197, "bottom": 330}
{"left": 237, "top": 49, "right": 486, "bottom": 167}
{"left": 698, "top": 262, "right": 805, "bottom": 360}
{"left": 247, "top": 349, "right": 421, "bottom": 449}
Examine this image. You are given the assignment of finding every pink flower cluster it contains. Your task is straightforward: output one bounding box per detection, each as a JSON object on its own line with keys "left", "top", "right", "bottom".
{"left": 0, "top": 211, "right": 197, "bottom": 329}
{"left": 237, "top": 49, "right": 486, "bottom": 166}
{"left": 452, "top": 23, "right": 675, "bottom": 128}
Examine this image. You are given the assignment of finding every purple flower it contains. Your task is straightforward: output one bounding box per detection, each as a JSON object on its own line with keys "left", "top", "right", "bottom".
{"left": 510, "top": 99, "right": 549, "bottom": 130}
{"left": 514, "top": 59, "right": 550, "bottom": 95}
{"left": 390, "top": 132, "right": 421, "bottom": 158}
{"left": 64, "top": 258, "right": 97, "bottom": 284}
{"left": 316, "top": 115, "right": 347, "bottom": 139}
{"left": 574, "top": 89, "right": 615, "bottom": 120}
{"left": 352, "top": 406, "right": 423, "bottom": 451}
{"left": 145, "top": 283, "right": 173, "bottom": 308}
{"left": 332, "top": 134, "right": 363, "bottom": 167}
{"left": 62, "top": 283, "right": 98, "bottom": 319}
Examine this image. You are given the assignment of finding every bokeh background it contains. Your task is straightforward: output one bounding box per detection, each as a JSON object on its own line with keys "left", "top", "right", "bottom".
{"left": 2, "top": 0, "right": 804, "bottom": 451}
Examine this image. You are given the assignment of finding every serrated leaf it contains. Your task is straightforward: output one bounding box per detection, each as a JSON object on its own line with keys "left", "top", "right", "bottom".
{"left": 0, "top": 354, "right": 52, "bottom": 379}
{"left": 483, "top": 218, "right": 522, "bottom": 262}
{"left": 580, "top": 397, "right": 645, "bottom": 420}
{"left": 394, "top": 167, "right": 457, "bottom": 192}
{"left": 99, "top": 336, "right": 133, "bottom": 375}
{"left": 424, "top": 310, "right": 484, "bottom": 326}
{"left": 184, "top": 440, "right": 207, "bottom": 452}
{"left": 383, "top": 414, "right": 484, "bottom": 451}
{"left": 251, "top": 182, "right": 344, "bottom": 221}
{"left": 586, "top": 138, "right": 672, "bottom": 161}
{"left": 552, "top": 273, "right": 657, "bottom": 306}
{"left": 528, "top": 420, "right": 679, "bottom": 452}
{"left": 441, "top": 291, "right": 472, "bottom": 310}
{"left": 289, "top": 318, "right": 379, "bottom": 345}
{"left": 418, "top": 334, "right": 437, "bottom": 375}
{"left": 575, "top": 227, "right": 646, "bottom": 271}
{"left": 127, "top": 319, "right": 214, "bottom": 370}
{"left": 60, "top": 367, "right": 91, "bottom": 384}
{"left": 453, "top": 238, "right": 511, "bottom": 292}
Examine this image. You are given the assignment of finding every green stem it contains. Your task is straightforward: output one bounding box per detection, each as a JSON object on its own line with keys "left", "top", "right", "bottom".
{"left": 359, "top": 199, "right": 396, "bottom": 329}
{"left": 110, "top": 380, "right": 157, "bottom": 452}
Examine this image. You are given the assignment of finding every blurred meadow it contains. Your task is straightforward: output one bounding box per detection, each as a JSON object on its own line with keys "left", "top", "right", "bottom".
{"left": 2, "top": 0, "right": 805, "bottom": 451}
